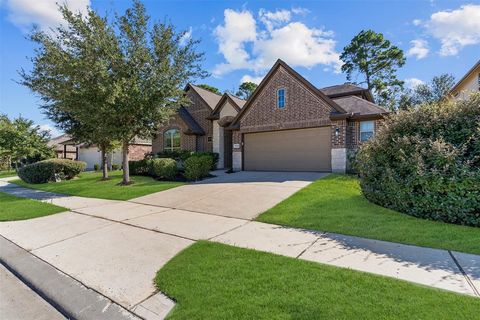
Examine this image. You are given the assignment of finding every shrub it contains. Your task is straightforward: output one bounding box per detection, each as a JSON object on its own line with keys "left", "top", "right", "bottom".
{"left": 184, "top": 155, "right": 212, "bottom": 181}
{"left": 355, "top": 94, "right": 480, "bottom": 227}
{"left": 18, "top": 159, "right": 86, "bottom": 184}
{"left": 111, "top": 164, "right": 120, "bottom": 171}
{"left": 93, "top": 163, "right": 100, "bottom": 171}
{"left": 192, "top": 152, "right": 219, "bottom": 170}
{"left": 148, "top": 158, "right": 177, "bottom": 179}
{"left": 129, "top": 159, "right": 150, "bottom": 175}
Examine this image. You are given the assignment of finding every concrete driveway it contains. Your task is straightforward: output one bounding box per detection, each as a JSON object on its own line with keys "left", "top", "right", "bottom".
{"left": 132, "top": 171, "right": 328, "bottom": 219}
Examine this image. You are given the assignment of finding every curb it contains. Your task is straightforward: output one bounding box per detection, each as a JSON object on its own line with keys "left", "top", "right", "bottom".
{"left": 0, "top": 236, "right": 141, "bottom": 320}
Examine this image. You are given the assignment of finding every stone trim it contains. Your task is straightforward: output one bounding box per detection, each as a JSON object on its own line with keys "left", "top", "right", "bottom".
{"left": 331, "top": 148, "right": 346, "bottom": 173}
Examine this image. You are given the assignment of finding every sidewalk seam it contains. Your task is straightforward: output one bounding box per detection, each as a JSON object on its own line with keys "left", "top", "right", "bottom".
{"left": 448, "top": 250, "right": 479, "bottom": 297}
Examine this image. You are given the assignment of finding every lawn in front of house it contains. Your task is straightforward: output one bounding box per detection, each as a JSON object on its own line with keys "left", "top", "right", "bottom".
{"left": 0, "top": 192, "right": 66, "bottom": 221}
{"left": 13, "top": 171, "right": 184, "bottom": 200}
{"left": 0, "top": 170, "right": 16, "bottom": 178}
{"left": 257, "top": 174, "right": 480, "bottom": 255}
{"left": 156, "top": 241, "right": 480, "bottom": 319}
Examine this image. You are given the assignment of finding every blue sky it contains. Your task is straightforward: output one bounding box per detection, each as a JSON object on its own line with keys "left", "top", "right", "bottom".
{"left": 1, "top": 0, "right": 479, "bottom": 136}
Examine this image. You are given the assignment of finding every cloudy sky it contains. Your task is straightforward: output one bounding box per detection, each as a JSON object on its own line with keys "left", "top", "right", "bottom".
{"left": 0, "top": 0, "right": 479, "bottom": 136}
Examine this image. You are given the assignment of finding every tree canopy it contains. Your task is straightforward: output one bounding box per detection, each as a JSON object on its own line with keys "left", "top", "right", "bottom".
{"left": 236, "top": 82, "right": 258, "bottom": 99}
{"left": 340, "top": 30, "right": 405, "bottom": 110}
{"left": 0, "top": 115, "right": 54, "bottom": 170}
{"left": 197, "top": 84, "right": 221, "bottom": 95}
{"left": 20, "top": 0, "right": 207, "bottom": 184}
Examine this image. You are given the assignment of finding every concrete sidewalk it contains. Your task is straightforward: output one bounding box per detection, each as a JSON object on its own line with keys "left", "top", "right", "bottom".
{"left": 1, "top": 172, "right": 479, "bottom": 319}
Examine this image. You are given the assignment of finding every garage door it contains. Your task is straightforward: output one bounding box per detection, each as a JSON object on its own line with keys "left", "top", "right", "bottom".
{"left": 244, "top": 127, "right": 331, "bottom": 171}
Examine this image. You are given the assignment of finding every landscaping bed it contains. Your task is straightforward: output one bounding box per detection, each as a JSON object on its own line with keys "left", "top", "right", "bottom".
{"left": 0, "top": 192, "right": 66, "bottom": 221}
{"left": 257, "top": 174, "right": 480, "bottom": 255}
{"left": 13, "top": 171, "right": 184, "bottom": 200}
{"left": 156, "top": 241, "right": 480, "bottom": 319}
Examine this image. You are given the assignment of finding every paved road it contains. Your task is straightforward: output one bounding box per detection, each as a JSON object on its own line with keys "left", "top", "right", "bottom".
{"left": 0, "top": 264, "right": 65, "bottom": 320}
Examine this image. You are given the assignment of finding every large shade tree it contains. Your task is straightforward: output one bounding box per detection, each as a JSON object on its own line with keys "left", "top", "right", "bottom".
{"left": 236, "top": 82, "right": 258, "bottom": 99}
{"left": 21, "top": 0, "right": 207, "bottom": 184}
{"left": 340, "top": 30, "right": 406, "bottom": 110}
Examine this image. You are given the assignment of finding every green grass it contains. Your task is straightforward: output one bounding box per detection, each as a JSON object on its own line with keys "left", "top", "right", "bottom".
{"left": 13, "top": 171, "right": 184, "bottom": 200}
{"left": 156, "top": 241, "right": 480, "bottom": 319}
{"left": 0, "top": 170, "right": 16, "bottom": 178}
{"left": 257, "top": 174, "right": 480, "bottom": 255}
{"left": 0, "top": 192, "right": 66, "bottom": 221}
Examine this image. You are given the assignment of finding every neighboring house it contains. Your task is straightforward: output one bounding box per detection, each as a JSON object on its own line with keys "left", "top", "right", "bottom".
{"left": 448, "top": 59, "right": 480, "bottom": 100}
{"left": 154, "top": 59, "right": 388, "bottom": 173}
{"left": 48, "top": 134, "right": 78, "bottom": 160}
{"left": 60, "top": 137, "right": 152, "bottom": 170}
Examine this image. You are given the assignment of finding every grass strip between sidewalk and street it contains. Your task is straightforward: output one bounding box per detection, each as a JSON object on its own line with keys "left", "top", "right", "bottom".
{"left": 156, "top": 241, "right": 480, "bottom": 320}
{"left": 257, "top": 174, "right": 480, "bottom": 255}
{"left": 13, "top": 171, "right": 184, "bottom": 200}
{"left": 0, "top": 192, "right": 66, "bottom": 221}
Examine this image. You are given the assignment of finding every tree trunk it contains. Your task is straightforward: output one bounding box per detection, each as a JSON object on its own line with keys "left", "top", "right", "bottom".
{"left": 101, "top": 146, "right": 109, "bottom": 180}
{"left": 121, "top": 140, "right": 130, "bottom": 185}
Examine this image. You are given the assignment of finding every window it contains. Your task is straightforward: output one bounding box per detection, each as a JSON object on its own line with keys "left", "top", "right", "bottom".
{"left": 359, "top": 121, "right": 374, "bottom": 142}
{"left": 277, "top": 88, "right": 285, "bottom": 109}
{"left": 164, "top": 129, "right": 180, "bottom": 152}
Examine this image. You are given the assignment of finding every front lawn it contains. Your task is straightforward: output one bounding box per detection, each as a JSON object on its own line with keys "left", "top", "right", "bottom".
{"left": 13, "top": 171, "right": 184, "bottom": 200}
{"left": 0, "top": 192, "right": 66, "bottom": 221}
{"left": 257, "top": 174, "right": 480, "bottom": 255}
{"left": 156, "top": 241, "right": 480, "bottom": 319}
{"left": 0, "top": 170, "right": 16, "bottom": 178}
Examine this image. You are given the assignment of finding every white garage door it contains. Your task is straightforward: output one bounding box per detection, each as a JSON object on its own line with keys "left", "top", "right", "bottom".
{"left": 78, "top": 148, "right": 101, "bottom": 170}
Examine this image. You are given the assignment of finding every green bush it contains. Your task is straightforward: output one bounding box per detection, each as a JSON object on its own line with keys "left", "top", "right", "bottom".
{"left": 356, "top": 94, "right": 480, "bottom": 226}
{"left": 128, "top": 159, "right": 150, "bottom": 175}
{"left": 111, "top": 164, "right": 120, "bottom": 171}
{"left": 184, "top": 155, "right": 213, "bottom": 181}
{"left": 148, "top": 158, "right": 177, "bottom": 179}
{"left": 93, "top": 163, "right": 100, "bottom": 171}
{"left": 18, "top": 159, "right": 86, "bottom": 184}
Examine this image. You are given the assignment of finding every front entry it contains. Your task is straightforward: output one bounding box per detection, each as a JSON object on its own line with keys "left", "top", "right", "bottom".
{"left": 223, "top": 130, "right": 233, "bottom": 169}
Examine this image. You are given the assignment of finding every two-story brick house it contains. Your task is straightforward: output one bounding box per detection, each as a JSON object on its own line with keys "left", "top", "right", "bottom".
{"left": 153, "top": 59, "right": 388, "bottom": 173}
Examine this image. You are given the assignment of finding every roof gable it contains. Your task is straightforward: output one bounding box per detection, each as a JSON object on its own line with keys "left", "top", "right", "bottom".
{"left": 230, "top": 59, "right": 346, "bottom": 127}
{"left": 209, "top": 93, "right": 245, "bottom": 119}
{"left": 186, "top": 84, "right": 222, "bottom": 110}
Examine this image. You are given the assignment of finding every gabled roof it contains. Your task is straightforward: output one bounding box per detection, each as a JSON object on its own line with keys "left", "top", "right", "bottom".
{"left": 332, "top": 96, "right": 388, "bottom": 119}
{"left": 178, "top": 106, "right": 205, "bottom": 135}
{"left": 48, "top": 134, "right": 71, "bottom": 147}
{"left": 230, "top": 59, "right": 346, "bottom": 127}
{"left": 320, "top": 84, "right": 375, "bottom": 102}
{"left": 449, "top": 59, "right": 480, "bottom": 95}
{"left": 186, "top": 84, "right": 222, "bottom": 110}
{"left": 208, "top": 92, "right": 246, "bottom": 120}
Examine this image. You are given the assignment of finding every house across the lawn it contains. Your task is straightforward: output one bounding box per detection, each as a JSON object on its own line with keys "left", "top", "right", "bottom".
{"left": 154, "top": 59, "right": 388, "bottom": 173}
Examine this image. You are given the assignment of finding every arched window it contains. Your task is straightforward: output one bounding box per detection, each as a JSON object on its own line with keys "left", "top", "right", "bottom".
{"left": 164, "top": 129, "right": 181, "bottom": 152}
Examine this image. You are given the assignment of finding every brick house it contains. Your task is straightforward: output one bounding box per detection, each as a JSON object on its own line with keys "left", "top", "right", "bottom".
{"left": 153, "top": 59, "right": 388, "bottom": 173}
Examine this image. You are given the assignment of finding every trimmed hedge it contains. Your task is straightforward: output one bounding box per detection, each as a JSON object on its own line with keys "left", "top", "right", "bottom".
{"left": 355, "top": 94, "right": 480, "bottom": 227}
{"left": 148, "top": 158, "right": 177, "bottom": 179}
{"left": 129, "top": 159, "right": 150, "bottom": 175}
{"left": 184, "top": 155, "right": 213, "bottom": 181}
{"left": 18, "top": 159, "right": 86, "bottom": 184}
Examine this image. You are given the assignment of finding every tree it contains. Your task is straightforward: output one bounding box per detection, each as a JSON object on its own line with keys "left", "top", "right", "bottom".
{"left": 398, "top": 74, "right": 456, "bottom": 110}
{"left": 197, "top": 84, "right": 221, "bottom": 95}
{"left": 236, "top": 82, "right": 258, "bottom": 99}
{"left": 340, "top": 30, "right": 406, "bottom": 110}
{"left": 0, "top": 115, "right": 54, "bottom": 170}
{"left": 20, "top": 5, "right": 121, "bottom": 180}
{"left": 20, "top": 1, "right": 207, "bottom": 184}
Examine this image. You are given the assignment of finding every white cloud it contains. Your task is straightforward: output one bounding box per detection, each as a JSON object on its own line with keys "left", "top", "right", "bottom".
{"left": 213, "top": 8, "right": 341, "bottom": 77}
{"left": 213, "top": 9, "right": 257, "bottom": 76}
{"left": 426, "top": 4, "right": 480, "bottom": 56}
{"left": 179, "top": 27, "right": 192, "bottom": 46}
{"left": 291, "top": 7, "right": 310, "bottom": 15}
{"left": 412, "top": 19, "right": 422, "bottom": 26}
{"left": 240, "top": 74, "right": 264, "bottom": 85}
{"left": 404, "top": 78, "right": 425, "bottom": 89}
{"left": 39, "top": 124, "right": 61, "bottom": 137}
{"left": 5, "top": 0, "right": 90, "bottom": 33}
{"left": 407, "top": 39, "right": 429, "bottom": 59}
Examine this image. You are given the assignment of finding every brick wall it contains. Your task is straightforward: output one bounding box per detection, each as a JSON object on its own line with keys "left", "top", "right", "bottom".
{"left": 128, "top": 144, "right": 152, "bottom": 160}
{"left": 152, "top": 114, "right": 196, "bottom": 153}
{"left": 238, "top": 66, "right": 333, "bottom": 133}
